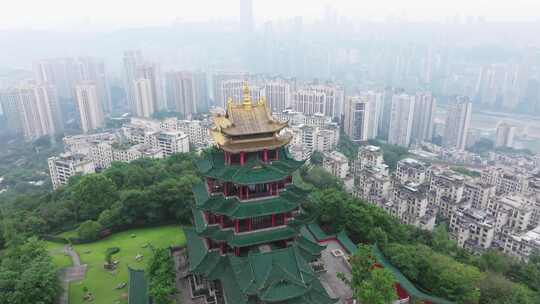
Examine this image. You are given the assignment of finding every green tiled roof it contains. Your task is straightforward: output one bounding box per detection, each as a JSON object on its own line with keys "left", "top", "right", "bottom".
{"left": 192, "top": 183, "right": 307, "bottom": 219}
{"left": 337, "top": 231, "right": 357, "bottom": 255}
{"left": 127, "top": 267, "right": 150, "bottom": 304}
{"left": 196, "top": 148, "right": 305, "bottom": 185}
{"left": 185, "top": 228, "right": 337, "bottom": 304}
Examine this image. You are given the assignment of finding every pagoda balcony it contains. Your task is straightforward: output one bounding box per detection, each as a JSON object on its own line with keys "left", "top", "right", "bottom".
{"left": 224, "top": 149, "right": 281, "bottom": 166}
{"left": 206, "top": 179, "right": 292, "bottom": 201}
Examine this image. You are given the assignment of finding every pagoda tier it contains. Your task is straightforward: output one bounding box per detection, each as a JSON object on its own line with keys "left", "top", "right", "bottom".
{"left": 197, "top": 147, "right": 304, "bottom": 185}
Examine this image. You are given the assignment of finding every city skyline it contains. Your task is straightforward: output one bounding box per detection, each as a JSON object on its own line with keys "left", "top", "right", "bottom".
{"left": 1, "top": 0, "right": 540, "bottom": 30}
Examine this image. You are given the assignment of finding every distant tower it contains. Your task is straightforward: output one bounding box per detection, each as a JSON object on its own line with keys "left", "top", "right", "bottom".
{"left": 133, "top": 79, "right": 156, "bottom": 118}
{"left": 411, "top": 92, "right": 436, "bottom": 143}
{"left": 136, "top": 63, "right": 165, "bottom": 112}
{"left": 76, "top": 57, "right": 112, "bottom": 113}
{"left": 443, "top": 96, "right": 472, "bottom": 151}
{"left": 75, "top": 82, "right": 105, "bottom": 133}
{"left": 262, "top": 78, "right": 292, "bottom": 112}
{"left": 343, "top": 96, "right": 370, "bottom": 143}
{"left": 495, "top": 122, "right": 516, "bottom": 148}
{"left": 240, "top": 0, "right": 254, "bottom": 32}
{"left": 33, "top": 58, "right": 78, "bottom": 100}
{"left": 165, "top": 71, "right": 208, "bottom": 117}
{"left": 388, "top": 94, "right": 415, "bottom": 147}
{"left": 0, "top": 85, "right": 62, "bottom": 140}
{"left": 123, "top": 50, "right": 144, "bottom": 112}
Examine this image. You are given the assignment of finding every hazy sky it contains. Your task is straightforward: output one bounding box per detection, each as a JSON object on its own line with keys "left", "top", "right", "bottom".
{"left": 2, "top": 0, "right": 540, "bottom": 30}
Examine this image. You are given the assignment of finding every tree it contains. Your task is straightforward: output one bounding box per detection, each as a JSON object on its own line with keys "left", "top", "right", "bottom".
{"left": 146, "top": 247, "right": 176, "bottom": 304}
{"left": 73, "top": 174, "right": 117, "bottom": 221}
{"left": 474, "top": 250, "right": 511, "bottom": 274}
{"left": 77, "top": 220, "right": 102, "bottom": 241}
{"left": 0, "top": 238, "right": 60, "bottom": 304}
{"left": 358, "top": 268, "right": 397, "bottom": 304}
{"left": 347, "top": 244, "right": 396, "bottom": 304}
{"left": 310, "top": 188, "right": 348, "bottom": 233}
{"left": 310, "top": 151, "right": 324, "bottom": 165}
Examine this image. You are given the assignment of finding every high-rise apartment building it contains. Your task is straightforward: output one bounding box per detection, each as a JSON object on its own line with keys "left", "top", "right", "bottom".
{"left": 293, "top": 84, "right": 344, "bottom": 120}
{"left": 0, "top": 85, "right": 62, "bottom": 140}
{"left": 443, "top": 96, "right": 472, "bottom": 151}
{"left": 123, "top": 50, "right": 145, "bottom": 111}
{"left": 33, "top": 58, "right": 78, "bottom": 100}
{"left": 75, "top": 82, "right": 105, "bottom": 133}
{"left": 133, "top": 79, "right": 156, "bottom": 118}
{"left": 166, "top": 71, "right": 208, "bottom": 117}
{"left": 378, "top": 87, "right": 400, "bottom": 140}
{"left": 495, "top": 122, "right": 516, "bottom": 148}
{"left": 136, "top": 63, "right": 165, "bottom": 111}
{"left": 211, "top": 71, "right": 248, "bottom": 107}
{"left": 388, "top": 94, "right": 415, "bottom": 147}
{"left": 343, "top": 96, "right": 370, "bottom": 142}
{"left": 411, "top": 92, "right": 436, "bottom": 143}
{"left": 262, "top": 78, "right": 292, "bottom": 112}
{"left": 76, "top": 57, "right": 112, "bottom": 113}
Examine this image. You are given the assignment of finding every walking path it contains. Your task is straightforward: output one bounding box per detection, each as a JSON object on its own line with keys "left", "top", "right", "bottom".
{"left": 57, "top": 245, "right": 87, "bottom": 304}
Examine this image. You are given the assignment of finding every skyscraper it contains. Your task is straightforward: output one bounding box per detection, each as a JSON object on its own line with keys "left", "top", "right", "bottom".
{"left": 343, "top": 96, "right": 370, "bottom": 143}
{"left": 136, "top": 63, "right": 165, "bottom": 112}
{"left": 165, "top": 71, "right": 208, "bottom": 117}
{"left": 377, "top": 87, "right": 397, "bottom": 140}
{"left": 239, "top": 0, "right": 254, "bottom": 32}
{"left": 133, "top": 79, "right": 155, "bottom": 118}
{"left": 495, "top": 122, "right": 516, "bottom": 148}
{"left": 364, "top": 91, "right": 384, "bottom": 139}
{"left": 211, "top": 71, "right": 248, "bottom": 107}
{"left": 293, "top": 83, "right": 344, "bottom": 119}
{"left": 75, "top": 82, "right": 105, "bottom": 133}
{"left": 76, "top": 57, "right": 112, "bottom": 113}
{"left": 33, "top": 58, "right": 78, "bottom": 100}
{"left": 388, "top": 94, "right": 416, "bottom": 147}
{"left": 123, "top": 50, "right": 145, "bottom": 112}
{"left": 411, "top": 92, "right": 436, "bottom": 143}
{"left": 443, "top": 96, "right": 472, "bottom": 151}
{"left": 262, "top": 78, "right": 292, "bottom": 112}
{"left": 0, "top": 85, "right": 62, "bottom": 140}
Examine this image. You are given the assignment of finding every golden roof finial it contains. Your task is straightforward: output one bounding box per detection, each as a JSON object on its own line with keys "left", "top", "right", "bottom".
{"left": 242, "top": 81, "right": 252, "bottom": 107}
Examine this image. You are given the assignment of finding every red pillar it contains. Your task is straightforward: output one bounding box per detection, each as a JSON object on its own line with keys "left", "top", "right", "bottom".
{"left": 235, "top": 247, "right": 240, "bottom": 256}
{"left": 220, "top": 243, "right": 225, "bottom": 254}
{"left": 245, "top": 186, "right": 249, "bottom": 199}
{"left": 224, "top": 183, "right": 228, "bottom": 196}
{"left": 248, "top": 218, "right": 252, "bottom": 231}
{"left": 283, "top": 213, "right": 287, "bottom": 225}
{"left": 263, "top": 149, "right": 268, "bottom": 162}
{"left": 240, "top": 151, "right": 245, "bottom": 166}
{"left": 272, "top": 214, "right": 276, "bottom": 227}
{"left": 275, "top": 148, "right": 279, "bottom": 160}
{"left": 220, "top": 215, "right": 224, "bottom": 228}
{"left": 235, "top": 220, "right": 240, "bottom": 233}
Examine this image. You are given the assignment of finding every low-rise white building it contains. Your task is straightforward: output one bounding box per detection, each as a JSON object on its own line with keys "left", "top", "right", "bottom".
{"left": 323, "top": 151, "right": 349, "bottom": 179}
{"left": 48, "top": 153, "right": 96, "bottom": 190}
{"left": 449, "top": 207, "right": 496, "bottom": 252}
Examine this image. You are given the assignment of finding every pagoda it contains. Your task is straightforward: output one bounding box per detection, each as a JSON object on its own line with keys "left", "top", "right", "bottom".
{"left": 184, "top": 83, "right": 337, "bottom": 304}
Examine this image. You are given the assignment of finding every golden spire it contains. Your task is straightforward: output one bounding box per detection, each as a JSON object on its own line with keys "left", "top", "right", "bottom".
{"left": 242, "top": 81, "right": 252, "bottom": 107}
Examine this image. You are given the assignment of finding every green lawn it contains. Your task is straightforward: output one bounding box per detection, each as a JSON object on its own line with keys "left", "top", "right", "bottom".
{"left": 68, "top": 225, "right": 186, "bottom": 304}
{"left": 46, "top": 241, "right": 73, "bottom": 269}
